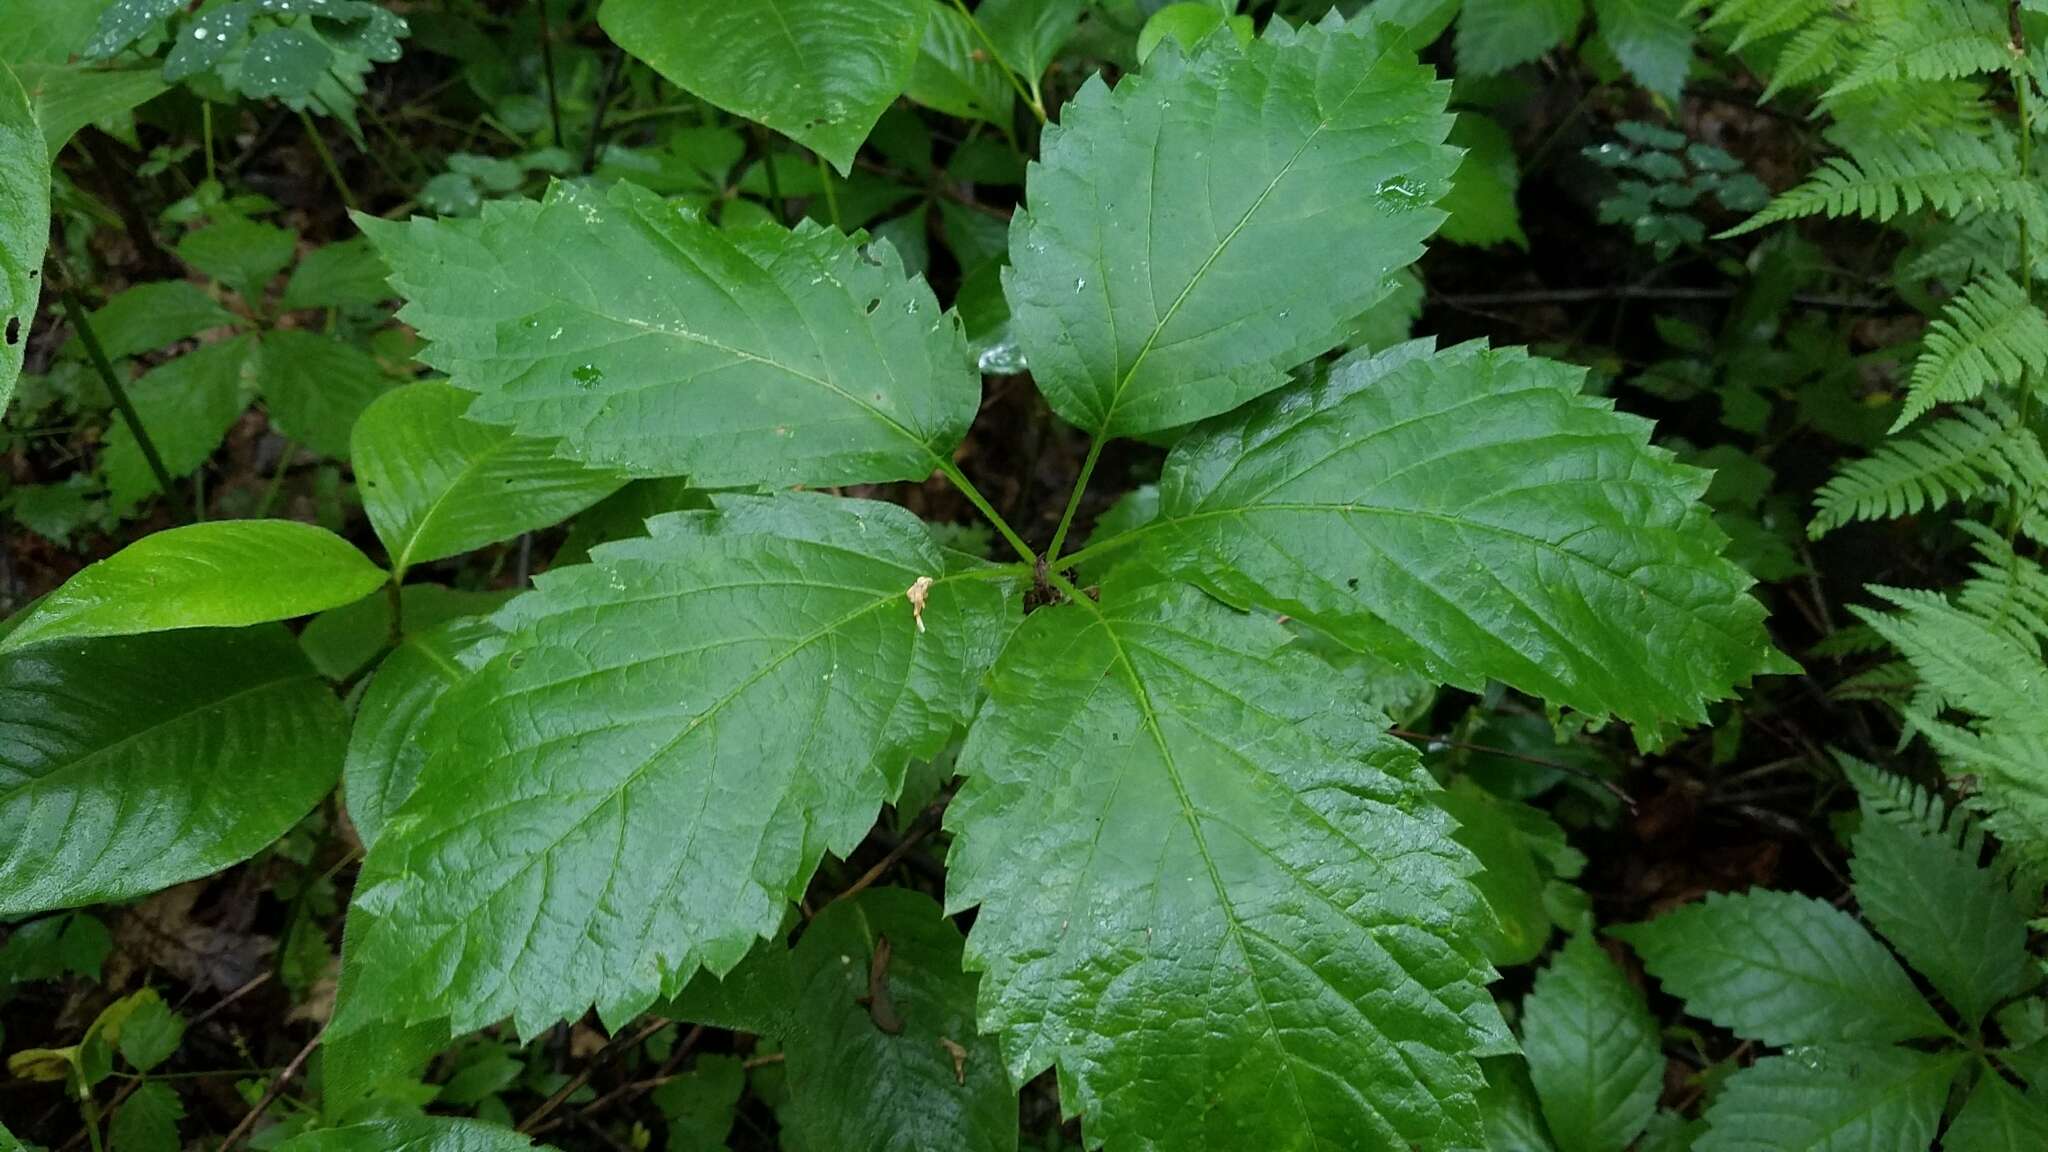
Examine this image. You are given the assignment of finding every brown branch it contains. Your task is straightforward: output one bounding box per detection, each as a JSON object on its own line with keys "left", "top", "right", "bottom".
{"left": 219, "top": 1024, "right": 324, "bottom": 1151}
{"left": 518, "top": 1017, "right": 671, "bottom": 1134}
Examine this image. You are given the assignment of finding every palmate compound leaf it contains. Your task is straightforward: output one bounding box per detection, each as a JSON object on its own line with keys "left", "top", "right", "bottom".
{"left": 1098, "top": 339, "right": 1784, "bottom": 734}
{"left": 351, "top": 381, "right": 626, "bottom": 576}
{"left": 598, "top": 0, "right": 925, "bottom": 175}
{"left": 0, "top": 520, "right": 388, "bottom": 654}
{"left": 0, "top": 627, "right": 344, "bottom": 916}
{"left": 341, "top": 493, "right": 1016, "bottom": 1036}
{"left": 360, "top": 180, "right": 979, "bottom": 489}
{"left": 1003, "top": 13, "right": 1459, "bottom": 439}
{"left": 945, "top": 568, "right": 1508, "bottom": 1150}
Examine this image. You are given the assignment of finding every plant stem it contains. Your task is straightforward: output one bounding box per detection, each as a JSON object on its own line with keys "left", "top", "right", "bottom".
{"left": 1046, "top": 434, "right": 1103, "bottom": 564}
{"left": 581, "top": 46, "right": 627, "bottom": 174}
{"left": 536, "top": 0, "right": 564, "bottom": 149}
{"left": 386, "top": 575, "right": 405, "bottom": 647}
{"left": 297, "top": 110, "right": 356, "bottom": 210}
{"left": 816, "top": 153, "right": 843, "bottom": 229}
{"left": 752, "top": 126, "right": 788, "bottom": 224}
{"left": 254, "top": 439, "right": 296, "bottom": 519}
{"left": 61, "top": 288, "right": 184, "bottom": 517}
{"left": 936, "top": 458, "right": 1037, "bottom": 564}
{"left": 946, "top": 0, "right": 1046, "bottom": 124}
{"left": 202, "top": 101, "right": 216, "bottom": 184}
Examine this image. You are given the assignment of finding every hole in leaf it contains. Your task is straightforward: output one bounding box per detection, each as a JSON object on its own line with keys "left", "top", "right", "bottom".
{"left": 4, "top": 317, "right": 17, "bottom": 346}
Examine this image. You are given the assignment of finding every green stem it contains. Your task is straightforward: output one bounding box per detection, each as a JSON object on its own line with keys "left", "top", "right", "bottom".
{"left": 202, "top": 101, "right": 216, "bottom": 185}
{"left": 1046, "top": 434, "right": 1104, "bottom": 564}
{"left": 79, "top": 1082, "right": 104, "bottom": 1152}
{"left": 536, "top": 0, "right": 564, "bottom": 148}
{"left": 947, "top": 0, "right": 1046, "bottom": 124}
{"left": 1050, "top": 518, "right": 1150, "bottom": 576}
{"left": 254, "top": 440, "right": 296, "bottom": 519}
{"left": 816, "top": 153, "right": 843, "bottom": 230}
{"left": 385, "top": 574, "right": 405, "bottom": 647}
{"left": 61, "top": 288, "right": 184, "bottom": 517}
{"left": 753, "top": 126, "right": 788, "bottom": 225}
{"left": 298, "top": 110, "right": 356, "bottom": 211}
{"left": 936, "top": 458, "right": 1037, "bottom": 564}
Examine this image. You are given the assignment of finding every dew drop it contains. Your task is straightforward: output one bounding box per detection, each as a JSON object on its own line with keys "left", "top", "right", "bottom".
{"left": 1374, "top": 176, "right": 1429, "bottom": 210}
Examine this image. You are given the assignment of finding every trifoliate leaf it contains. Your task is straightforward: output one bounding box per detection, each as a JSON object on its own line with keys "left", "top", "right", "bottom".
{"left": 352, "top": 382, "right": 624, "bottom": 575}
{"left": 1520, "top": 935, "right": 1661, "bottom": 1152}
{"left": 1945, "top": 1073, "right": 2048, "bottom": 1152}
{"left": 597, "top": 0, "right": 925, "bottom": 174}
{"left": 1456, "top": 0, "right": 1583, "bottom": 76}
{"left": 342, "top": 494, "right": 1015, "bottom": 1035}
{"left": 1438, "top": 112, "right": 1527, "bottom": 248}
{"left": 0, "top": 627, "right": 344, "bottom": 915}
{"left": 361, "top": 181, "right": 979, "bottom": 488}
{"left": 781, "top": 889, "right": 1016, "bottom": 1152}
{"left": 947, "top": 570, "right": 1506, "bottom": 1150}
{"left": 256, "top": 329, "right": 396, "bottom": 460}
{"left": 1847, "top": 770, "right": 2037, "bottom": 1027}
{"left": 1695, "top": 1045, "right": 1960, "bottom": 1152}
{"left": 343, "top": 613, "right": 496, "bottom": 850}
{"left": 101, "top": 335, "right": 255, "bottom": 512}
{"left": 1125, "top": 339, "right": 1782, "bottom": 733}
{"left": 1004, "top": 14, "right": 1457, "bottom": 438}
{"left": 1, "top": 520, "right": 386, "bottom": 653}
{"left": 1611, "top": 889, "right": 1947, "bottom": 1047}
{"left": 1, "top": 61, "right": 47, "bottom": 415}
{"left": 1592, "top": 0, "right": 1694, "bottom": 103}
{"left": 275, "top": 1116, "right": 549, "bottom": 1152}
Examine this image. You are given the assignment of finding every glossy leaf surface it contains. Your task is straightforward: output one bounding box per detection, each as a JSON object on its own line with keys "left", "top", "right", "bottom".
{"left": 352, "top": 381, "right": 624, "bottom": 574}
{"left": 947, "top": 570, "right": 1505, "bottom": 1150}
{"left": 1004, "top": 15, "right": 1457, "bottom": 437}
{"left": 597, "top": 0, "right": 925, "bottom": 174}
{"left": 1695, "top": 1046, "right": 1958, "bottom": 1152}
{"left": 343, "top": 494, "right": 1013, "bottom": 1034}
{"left": 362, "top": 182, "right": 978, "bottom": 487}
{"left": 343, "top": 614, "right": 495, "bottom": 851}
{"left": 1, "top": 62, "right": 46, "bottom": 415}
{"left": 1520, "top": 934, "right": 1662, "bottom": 1152}
{"left": 2, "top": 520, "right": 386, "bottom": 653}
{"left": 0, "top": 628, "right": 344, "bottom": 915}
{"left": 1130, "top": 339, "right": 1782, "bottom": 731}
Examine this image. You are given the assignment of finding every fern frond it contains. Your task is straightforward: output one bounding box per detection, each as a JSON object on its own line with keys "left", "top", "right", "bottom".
{"left": 1900, "top": 211, "right": 2048, "bottom": 284}
{"left": 1838, "top": 753, "right": 1957, "bottom": 840}
{"left": 1856, "top": 587, "right": 2048, "bottom": 723}
{"left": 1825, "top": 0, "right": 2014, "bottom": 99}
{"left": 1809, "top": 404, "right": 2048, "bottom": 536}
{"left": 1691, "top": 0, "right": 1832, "bottom": 53}
{"left": 1724, "top": 132, "right": 2037, "bottom": 236}
{"left": 1761, "top": 17, "right": 1866, "bottom": 100}
{"left": 1832, "top": 658, "right": 1920, "bottom": 704}
{"left": 1896, "top": 274, "right": 2048, "bottom": 430}
{"left": 1919, "top": 716, "right": 2048, "bottom": 863}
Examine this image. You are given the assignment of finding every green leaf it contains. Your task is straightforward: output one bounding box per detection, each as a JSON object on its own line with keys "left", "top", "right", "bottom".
{"left": 1611, "top": 889, "right": 1947, "bottom": 1047}
{"left": 282, "top": 237, "right": 391, "bottom": 311}
{"left": 1438, "top": 781, "right": 1570, "bottom": 966}
{"left": 108, "top": 1080, "right": 183, "bottom": 1152}
{"left": 1519, "top": 934, "right": 1661, "bottom": 1152}
{"left": 257, "top": 329, "right": 395, "bottom": 460}
{"left": 298, "top": 584, "right": 509, "bottom": 683}
{"left": 102, "top": 335, "right": 255, "bottom": 512}
{"left": 1004, "top": 15, "right": 1457, "bottom": 438}
{"left": 909, "top": 1, "right": 1012, "bottom": 126}
{"left": 84, "top": 0, "right": 185, "bottom": 60}
{"left": 343, "top": 613, "right": 496, "bottom": 850}
{"left": 781, "top": 889, "right": 1016, "bottom": 1151}
{"left": 947, "top": 570, "right": 1505, "bottom": 1149}
{"left": 175, "top": 217, "right": 298, "bottom": 303}
{"left": 1946, "top": 1074, "right": 2048, "bottom": 1152}
{"left": 341, "top": 493, "right": 1014, "bottom": 1035}
{"left": 977, "top": 0, "right": 1088, "bottom": 82}
{"left": 1456, "top": 0, "right": 1583, "bottom": 76}
{"left": 597, "top": 0, "right": 926, "bottom": 174}
{"left": 1, "top": 62, "right": 48, "bottom": 416}
{"left": 0, "top": 627, "right": 345, "bottom": 915}
{"left": 275, "top": 1116, "right": 549, "bottom": 1152}
{"left": 1695, "top": 1046, "right": 1960, "bottom": 1152}
{"left": 662, "top": 934, "right": 800, "bottom": 1039}
{"left": 0, "top": 911, "right": 112, "bottom": 983}
{"left": 653, "top": 1054, "right": 746, "bottom": 1151}
{"left": 63, "top": 281, "right": 241, "bottom": 362}
{"left": 1438, "top": 112, "right": 1526, "bottom": 248}
{"left": 1127, "top": 340, "right": 1782, "bottom": 733}
{"left": 1846, "top": 766, "right": 2036, "bottom": 1027}
{"left": 351, "top": 381, "right": 625, "bottom": 575}
{"left": 20, "top": 63, "right": 167, "bottom": 156}
{"left": 1136, "top": 3, "right": 1254, "bottom": 65}
{"left": 1, "top": 520, "right": 387, "bottom": 653}
{"left": 116, "top": 994, "right": 186, "bottom": 1072}
{"left": 361, "top": 181, "right": 979, "bottom": 488}
{"left": 1475, "top": 1056, "right": 1558, "bottom": 1152}
{"left": 1592, "top": 0, "right": 1694, "bottom": 103}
